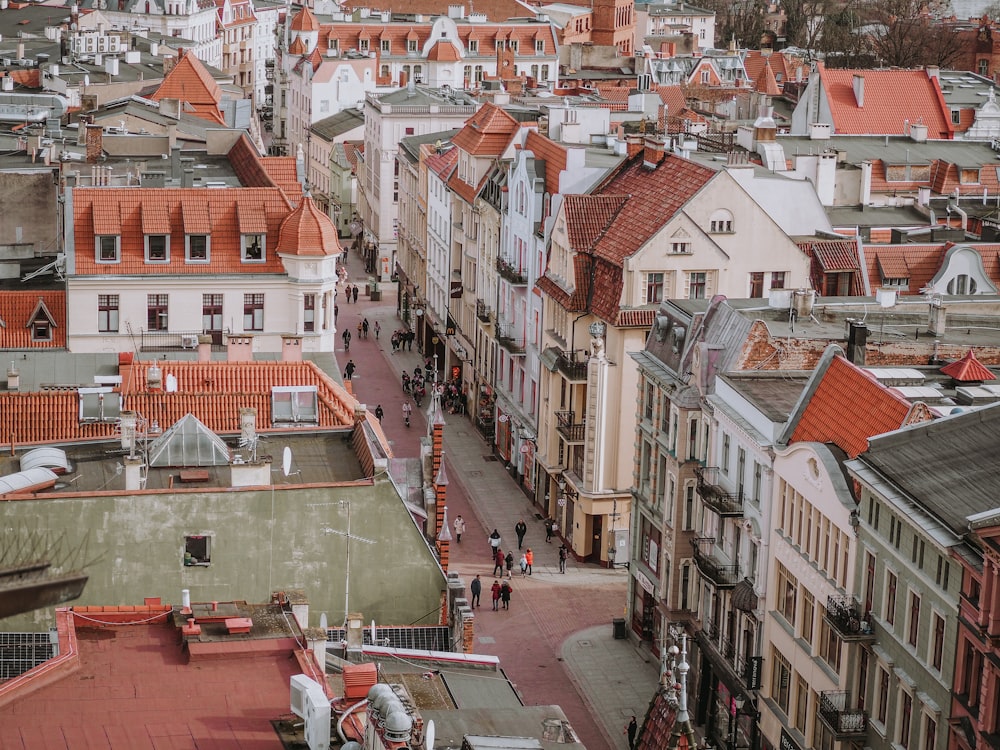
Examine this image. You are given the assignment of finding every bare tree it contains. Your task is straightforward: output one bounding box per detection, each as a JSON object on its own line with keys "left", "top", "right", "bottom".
{"left": 700, "top": 0, "right": 770, "bottom": 48}
{"left": 866, "top": 0, "right": 964, "bottom": 67}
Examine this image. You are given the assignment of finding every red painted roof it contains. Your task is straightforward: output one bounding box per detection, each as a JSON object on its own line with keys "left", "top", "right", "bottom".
{"left": 0, "top": 360, "right": 357, "bottom": 447}
{"left": 941, "top": 349, "right": 996, "bottom": 382}
{"left": 818, "top": 66, "right": 953, "bottom": 139}
{"left": 276, "top": 195, "right": 341, "bottom": 256}
{"left": 150, "top": 51, "right": 226, "bottom": 127}
{"left": 0, "top": 605, "right": 309, "bottom": 749}
{"left": 789, "top": 355, "right": 916, "bottom": 458}
{"left": 0, "top": 291, "right": 66, "bottom": 349}
{"left": 451, "top": 103, "right": 520, "bottom": 157}
{"left": 72, "top": 187, "right": 294, "bottom": 276}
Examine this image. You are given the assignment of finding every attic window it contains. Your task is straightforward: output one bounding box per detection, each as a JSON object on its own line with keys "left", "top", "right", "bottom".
{"left": 961, "top": 168, "right": 981, "bottom": 184}
{"left": 184, "top": 535, "right": 211, "bottom": 566}
{"left": 468, "top": 39, "right": 478, "bottom": 53}
{"left": 186, "top": 234, "right": 210, "bottom": 262}
{"left": 145, "top": 234, "right": 170, "bottom": 263}
{"left": 408, "top": 39, "right": 417, "bottom": 52}
{"left": 27, "top": 299, "right": 57, "bottom": 343}
{"left": 242, "top": 234, "right": 265, "bottom": 262}
{"left": 96, "top": 235, "right": 120, "bottom": 263}
{"left": 78, "top": 387, "right": 121, "bottom": 423}
{"left": 881, "top": 276, "right": 909, "bottom": 288}
{"left": 272, "top": 385, "right": 319, "bottom": 425}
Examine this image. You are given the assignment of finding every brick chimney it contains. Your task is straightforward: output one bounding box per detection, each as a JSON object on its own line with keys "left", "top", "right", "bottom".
{"left": 642, "top": 136, "right": 667, "bottom": 169}
{"left": 85, "top": 123, "right": 103, "bottom": 163}
{"left": 226, "top": 334, "right": 254, "bottom": 362}
{"left": 281, "top": 335, "right": 303, "bottom": 361}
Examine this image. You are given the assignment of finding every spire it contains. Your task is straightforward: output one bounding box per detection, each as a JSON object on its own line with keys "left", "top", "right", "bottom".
{"left": 667, "top": 634, "right": 698, "bottom": 750}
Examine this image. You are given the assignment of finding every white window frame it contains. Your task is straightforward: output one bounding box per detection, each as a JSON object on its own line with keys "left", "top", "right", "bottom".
{"left": 241, "top": 233, "right": 266, "bottom": 263}
{"left": 145, "top": 234, "right": 170, "bottom": 263}
{"left": 272, "top": 385, "right": 320, "bottom": 425}
{"left": 185, "top": 234, "right": 210, "bottom": 263}
{"left": 96, "top": 235, "right": 121, "bottom": 263}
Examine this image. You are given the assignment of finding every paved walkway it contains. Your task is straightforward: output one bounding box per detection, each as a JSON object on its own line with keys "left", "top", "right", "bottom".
{"left": 328, "top": 249, "right": 661, "bottom": 750}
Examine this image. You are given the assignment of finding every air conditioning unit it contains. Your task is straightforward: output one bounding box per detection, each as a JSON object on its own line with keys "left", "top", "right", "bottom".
{"left": 180, "top": 334, "right": 198, "bottom": 349}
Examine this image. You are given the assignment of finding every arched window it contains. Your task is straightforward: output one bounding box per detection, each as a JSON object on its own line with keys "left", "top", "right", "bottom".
{"left": 709, "top": 209, "right": 734, "bottom": 233}
{"left": 947, "top": 274, "right": 978, "bottom": 294}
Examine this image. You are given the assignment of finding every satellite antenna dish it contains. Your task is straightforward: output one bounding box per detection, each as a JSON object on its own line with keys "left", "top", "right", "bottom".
{"left": 165, "top": 372, "right": 178, "bottom": 392}
{"left": 371, "top": 619, "right": 376, "bottom": 644}
{"left": 426, "top": 720, "right": 435, "bottom": 750}
{"left": 320, "top": 612, "right": 328, "bottom": 629}
{"left": 282, "top": 446, "right": 292, "bottom": 477}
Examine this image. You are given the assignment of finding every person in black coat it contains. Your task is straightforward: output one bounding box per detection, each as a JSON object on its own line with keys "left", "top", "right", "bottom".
{"left": 469, "top": 575, "right": 481, "bottom": 608}
{"left": 515, "top": 519, "right": 527, "bottom": 549}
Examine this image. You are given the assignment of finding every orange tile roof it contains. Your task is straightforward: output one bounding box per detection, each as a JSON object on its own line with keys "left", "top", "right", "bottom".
{"left": 261, "top": 156, "right": 303, "bottom": 197}
{"left": 524, "top": 130, "right": 567, "bottom": 198}
{"left": 0, "top": 291, "right": 66, "bottom": 349}
{"left": 150, "top": 51, "right": 226, "bottom": 127}
{"left": 789, "top": 354, "right": 916, "bottom": 458}
{"left": 0, "top": 360, "right": 357, "bottom": 447}
{"left": 818, "top": 66, "right": 953, "bottom": 139}
{"left": 340, "top": 0, "right": 526, "bottom": 22}
{"left": 228, "top": 134, "right": 302, "bottom": 196}
{"left": 941, "top": 349, "right": 996, "bottom": 382}
{"left": 289, "top": 36, "right": 307, "bottom": 55}
{"left": 141, "top": 202, "right": 171, "bottom": 234}
{"left": 563, "top": 194, "right": 627, "bottom": 251}
{"left": 289, "top": 4, "right": 319, "bottom": 31}
{"left": 753, "top": 58, "right": 781, "bottom": 96}
{"left": 451, "top": 103, "right": 520, "bottom": 157}
{"left": 861, "top": 243, "right": 946, "bottom": 294}
{"left": 72, "top": 188, "right": 294, "bottom": 276}
{"left": 875, "top": 252, "right": 909, "bottom": 280}
{"left": 181, "top": 197, "right": 211, "bottom": 234}
{"left": 276, "top": 195, "right": 342, "bottom": 256}
{"left": 426, "top": 39, "right": 461, "bottom": 61}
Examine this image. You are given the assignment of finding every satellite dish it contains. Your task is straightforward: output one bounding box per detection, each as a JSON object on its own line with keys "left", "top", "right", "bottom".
{"left": 320, "top": 612, "right": 328, "bottom": 629}
{"left": 426, "top": 720, "right": 435, "bottom": 750}
{"left": 371, "top": 619, "right": 376, "bottom": 644}
{"left": 282, "top": 446, "right": 292, "bottom": 477}
{"left": 165, "top": 372, "right": 178, "bottom": 392}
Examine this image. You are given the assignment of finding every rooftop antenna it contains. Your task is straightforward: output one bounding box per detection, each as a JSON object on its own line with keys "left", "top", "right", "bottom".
{"left": 282, "top": 445, "right": 293, "bottom": 477}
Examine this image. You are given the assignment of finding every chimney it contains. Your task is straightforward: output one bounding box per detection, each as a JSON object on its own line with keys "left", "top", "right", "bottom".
{"left": 226, "top": 334, "right": 253, "bottom": 362}
{"left": 846, "top": 320, "right": 868, "bottom": 365}
{"left": 16, "top": 41, "right": 24, "bottom": 60}
{"left": 852, "top": 74, "right": 864, "bottom": 108}
{"left": 170, "top": 145, "right": 182, "bottom": 179}
{"left": 182, "top": 168, "right": 194, "bottom": 187}
{"left": 197, "top": 334, "right": 212, "bottom": 362}
{"left": 928, "top": 300, "right": 947, "bottom": 336}
{"left": 6, "top": 362, "right": 19, "bottom": 391}
{"left": 105, "top": 56, "right": 119, "bottom": 77}
{"left": 926, "top": 65, "right": 940, "bottom": 82}
{"left": 910, "top": 122, "right": 928, "bottom": 142}
{"left": 119, "top": 410, "right": 138, "bottom": 453}
{"left": 240, "top": 407, "right": 257, "bottom": 448}
{"left": 85, "top": 123, "right": 103, "bottom": 163}
{"left": 281, "top": 335, "right": 303, "bottom": 361}
{"left": 163, "top": 55, "right": 176, "bottom": 76}
{"left": 160, "top": 98, "right": 181, "bottom": 120}
{"left": 642, "top": 136, "right": 667, "bottom": 169}
{"left": 124, "top": 455, "right": 144, "bottom": 491}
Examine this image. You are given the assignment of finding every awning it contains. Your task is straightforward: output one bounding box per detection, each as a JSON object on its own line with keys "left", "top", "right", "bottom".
{"left": 731, "top": 579, "right": 759, "bottom": 612}
{"left": 540, "top": 346, "right": 560, "bottom": 372}
{"left": 693, "top": 630, "right": 751, "bottom": 701}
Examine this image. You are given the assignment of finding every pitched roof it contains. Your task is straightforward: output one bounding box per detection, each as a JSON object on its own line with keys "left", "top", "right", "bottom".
{"left": 0, "top": 291, "right": 66, "bottom": 349}
{"left": 0, "top": 359, "right": 358, "bottom": 448}
{"left": 149, "top": 51, "right": 226, "bottom": 127}
{"left": 753, "top": 58, "right": 781, "bottom": 96}
{"left": 818, "top": 66, "right": 953, "bottom": 139}
{"left": 289, "top": 4, "right": 319, "bottom": 31}
{"left": 941, "top": 349, "right": 996, "bottom": 382}
{"left": 451, "top": 103, "right": 520, "bottom": 157}
{"left": 563, "top": 194, "right": 627, "bottom": 250}
{"left": 524, "top": 130, "right": 568, "bottom": 198}
{"left": 426, "top": 39, "right": 461, "bottom": 61}
{"left": 861, "top": 243, "right": 946, "bottom": 295}
{"left": 788, "top": 353, "right": 919, "bottom": 458}
{"left": 275, "top": 195, "right": 341, "bottom": 256}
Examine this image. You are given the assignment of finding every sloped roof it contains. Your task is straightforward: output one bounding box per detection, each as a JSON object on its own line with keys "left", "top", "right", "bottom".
{"left": 524, "top": 130, "right": 567, "bottom": 197}
{"left": 941, "top": 349, "right": 996, "bottom": 382}
{"left": 426, "top": 39, "right": 461, "bottom": 61}
{"left": 452, "top": 103, "right": 520, "bottom": 157}
{"left": 819, "top": 66, "right": 953, "bottom": 139}
{"left": 148, "top": 413, "right": 232, "bottom": 466}
{"left": 753, "top": 58, "right": 781, "bottom": 96}
{"left": 813, "top": 240, "right": 860, "bottom": 272}
{"left": 861, "top": 244, "right": 946, "bottom": 295}
{"left": 150, "top": 51, "right": 226, "bottom": 127}
{"left": 563, "top": 194, "right": 627, "bottom": 251}
{"left": 289, "top": 4, "right": 319, "bottom": 31}
{"left": 0, "top": 291, "right": 66, "bottom": 349}
{"left": 275, "top": 196, "right": 341, "bottom": 257}
{"left": 787, "top": 353, "right": 921, "bottom": 458}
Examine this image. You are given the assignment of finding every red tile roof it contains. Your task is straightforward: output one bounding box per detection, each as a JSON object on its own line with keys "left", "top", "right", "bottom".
{"left": 0, "top": 360, "right": 357, "bottom": 447}
{"left": 426, "top": 39, "right": 461, "bottom": 61}
{"left": 861, "top": 243, "right": 946, "bottom": 294}
{"left": 818, "top": 66, "right": 953, "bottom": 139}
{"left": 0, "top": 605, "right": 307, "bottom": 748}
{"left": 340, "top": 0, "right": 526, "bottom": 22}
{"left": 813, "top": 240, "right": 860, "bottom": 272}
{"left": 524, "top": 130, "right": 568, "bottom": 198}
{"left": 563, "top": 194, "right": 627, "bottom": 251}
{"left": 290, "top": 4, "right": 319, "bottom": 31}
{"left": 0, "top": 291, "right": 66, "bottom": 349}
{"left": 941, "top": 349, "right": 996, "bottom": 382}
{"left": 451, "top": 102, "right": 520, "bottom": 157}
{"left": 150, "top": 51, "right": 226, "bottom": 127}
{"left": 72, "top": 187, "right": 294, "bottom": 276}
{"left": 789, "top": 354, "right": 917, "bottom": 458}
{"left": 228, "top": 134, "right": 302, "bottom": 196}
{"left": 276, "top": 195, "right": 341, "bottom": 256}
{"left": 753, "top": 58, "right": 781, "bottom": 96}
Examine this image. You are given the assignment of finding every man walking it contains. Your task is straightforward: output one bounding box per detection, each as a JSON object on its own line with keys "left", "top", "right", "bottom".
{"left": 558, "top": 544, "right": 568, "bottom": 573}
{"left": 374, "top": 404, "right": 384, "bottom": 422}
{"left": 625, "top": 715, "right": 638, "bottom": 749}
{"left": 453, "top": 514, "right": 465, "bottom": 543}
{"left": 515, "top": 519, "right": 527, "bottom": 549}
{"left": 374, "top": 321, "right": 381, "bottom": 339}
{"left": 342, "top": 329, "right": 351, "bottom": 351}
{"left": 352, "top": 284, "right": 359, "bottom": 303}
{"left": 489, "top": 529, "right": 501, "bottom": 557}
{"left": 344, "top": 360, "right": 356, "bottom": 380}
{"left": 470, "top": 574, "right": 481, "bottom": 608}
{"left": 493, "top": 548, "right": 504, "bottom": 577}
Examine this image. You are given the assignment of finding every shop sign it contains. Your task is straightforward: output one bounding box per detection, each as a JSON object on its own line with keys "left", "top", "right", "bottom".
{"left": 746, "top": 656, "right": 763, "bottom": 691}
{"left": 780, "top": 729, "right": 803, "bottom": 750}
{"left": 635, "top": 569, "right": 654, "bottom": 595}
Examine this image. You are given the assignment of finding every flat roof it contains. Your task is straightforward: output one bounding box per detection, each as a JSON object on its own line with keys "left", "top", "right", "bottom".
{"left": 776, "top": 134, "right": 999, "bottom": 166}
{"left": 719, "top": 372, "right": 810, "bottom": 422}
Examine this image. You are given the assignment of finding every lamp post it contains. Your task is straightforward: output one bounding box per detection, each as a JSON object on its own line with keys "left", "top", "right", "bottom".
{"left": 729, "top": 693, "right": 746, "bottom": 750}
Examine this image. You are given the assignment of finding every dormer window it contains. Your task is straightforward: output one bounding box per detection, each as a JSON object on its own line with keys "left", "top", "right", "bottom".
{"left": 359, "top": 38, "right": 369, "bottom": 52}
{"left": 469, "top": 39, "right": 479, "bottom": 53}
{"left": 510, "top": 39, "right": 519, "bottom": 53}
{"left": 535, "top": 39, "right": 544, "bottom": 53}
{"left": 381, "top": 39, "right": 390, "bottom": 52}
{"left": 145, "top": 234, "right": 170, "bottom": 263}
{"left": 28, "top": 298, "right": 57, "bottom": 342}
{"left": 961, "top": 168, "right": 981, "bottom": 184}
{"left": 242, "top": 233, "right": 265, "bottom": 262}
{"left": 709, "top": 209, "right": 734, "bottom": 233}
{"left": 272, "top": 385, "right": 319, "bottom": 425}
{"left": 407, "top": 39, "right": 418, "bottom": 52}
{"left": 96, "top": 235, "right": 120, "bottom": 263}
{"left": 186, "top": 234, "right": 210, "bottom": 262}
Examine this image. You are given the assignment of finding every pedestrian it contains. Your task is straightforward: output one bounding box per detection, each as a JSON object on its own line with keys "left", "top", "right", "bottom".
{"left": 491, "top": 580, "right": 501, "bottom": 610}
{"left": 493, "top": 548, "right": 504, "bottom": 577}
{"left": 342, "top": 329, "right": 351, "bottom": 351}
{"left": 357, "top": 321, "right": 363, "bottom": 339}
{"left": 504, "top": 550, "right": 514, "bottom": 576}
{"left": 515, "top": 519, "right": 527, "bottom": 549}
{"left": 362, "top": 318, "right": 369, "bottom": 338}
{"left": 500, "top": 579, "right": 512, "bottom": 610}
{"left": 519, "top": 552, "right": 527, "bottom": 576}
{"left": 625, "top": 716, "right": 637, "bottom": 749}
{"left": 391, "top": 332, "right": 399, "bottom": 353}
{"left": 470, "top": 574, "right": 481, "bottom": 608}
{"left": 374, "top": 404, "right": 384, "bottom": 422}
{"left": 352, "top": 284, "right": 359, "bottom": 303}
{"left": 374, "top": 321, "right": 381, "bottom": 339}
{"left": 402, "top": 401, "right": 412, "bottom": 427}
{"left": 414, "top": 385, "right": 424, "bottom": 407}
{"left": 344, "top": 360, "right": 356, "bottom": 380}
{"left": 453, "top": 514, "right": 465, "bottom": 543}
{"left": 425, "top": 359, "right": 434, "bottom": 383}
{"left": 406, "top": 330, "right": 415, "bottom": 351}
{"left": 489, "top": 529, "right": 501, "bottom": 556}
{"left": 334, "top": 304, "right": 339, "bottom": 319}
{"left": 558, "top": 544, "right": 568, "bottom": 573}
{"left": 525, "top": 548, "right": 533, "bottom": 575}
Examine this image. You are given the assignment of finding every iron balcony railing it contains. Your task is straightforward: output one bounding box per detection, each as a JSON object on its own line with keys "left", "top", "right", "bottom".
{"left": 556, "top": 349, "right": 588, "bottom": 381}
{"left": 819, "top": 691, "right": 868, "bottom": 739}
{"left": 476, "top": 300, "right": 493, "bottom": 322}
{"left": 555, "top": 411, "right": 586, "bottom": 442}
{"left": 496, "top": 256, "right": 528, "bottom": 285}
{"left": 691, "top": 537, "right": 740, "bottom": 588}
{"left": 496, "top": 322, "right": 526, "bottom": 355}
{"left": 824, "top": 595, "right": 876, "bottom": 642}
{"left": 695, "top": 466, "right": 744, "bottom": 517}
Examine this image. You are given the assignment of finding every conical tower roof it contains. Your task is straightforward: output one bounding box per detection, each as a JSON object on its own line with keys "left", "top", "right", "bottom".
{"left": 753, "top": 58, "right": 781, "bottom": 96}
{"left": 941, "top": 349, "right": 995, "bottom": 383}
{"left": 276, "top": 196, "right": 341, "bottom": 256}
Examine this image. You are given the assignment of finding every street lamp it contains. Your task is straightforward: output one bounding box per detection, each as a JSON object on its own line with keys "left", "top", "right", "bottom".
{"left": 729, "top": 694, "right": 747, "bottom": 750}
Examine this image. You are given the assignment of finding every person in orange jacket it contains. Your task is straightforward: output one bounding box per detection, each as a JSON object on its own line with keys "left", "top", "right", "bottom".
{"left": 525, "top": 548, "right": 534, "bottom": 575}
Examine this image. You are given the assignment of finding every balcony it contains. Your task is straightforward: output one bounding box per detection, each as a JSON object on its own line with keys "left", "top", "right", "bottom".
{"left": 824, "top": 596, "right": 876, "bottom": 643}
{"left": 556, "top": 349, "right": 588, "bottom": 381}
{"left": 476, "top": 300, "right": 493, "bottom": 323}
{"left": 818, "top": 691, "right": 868, "bottom": 740}
{"left": 691, "top": 538, "right": 740, "bottom": 588}
{"left": 695, "top": 467, "right": 744, "bottom": 517}
{"left": 496, "top": 323, "right": 526, "bottom": 355}
{"left": 555, "top": 411, "right": 586, "bottom": 442}
{"left": 496, "top": 256, "right": 528, "bottom": 285}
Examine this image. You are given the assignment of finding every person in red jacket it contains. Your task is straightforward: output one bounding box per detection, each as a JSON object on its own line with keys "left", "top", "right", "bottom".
{"left": 493, "top": 548, "right": 504, "bottom": 577}
{"left": 491, "top": 580, "right": 501, "bottom": 611}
